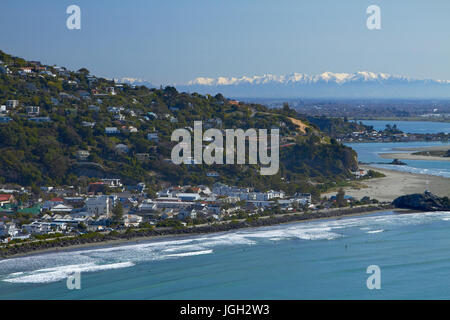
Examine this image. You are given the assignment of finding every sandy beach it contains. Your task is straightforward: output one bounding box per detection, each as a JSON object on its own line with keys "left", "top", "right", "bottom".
{"left": 324, "top": 165, "right": 450, "bottom": 202}
{"left": 379, "top": 153, "right": 450, "bottom": 161}
{"left": 379, "top": 144, "right": 450, "bottom": 162}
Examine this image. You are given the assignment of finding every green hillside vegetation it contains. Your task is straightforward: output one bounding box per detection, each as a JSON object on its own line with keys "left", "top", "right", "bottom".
{"left": 0, "top": 50, "right": 358, "bottom": 196}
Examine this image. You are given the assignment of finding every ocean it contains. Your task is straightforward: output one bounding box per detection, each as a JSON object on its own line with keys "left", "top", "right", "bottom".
{"left": 2, "top": 210, "right": 450, "bottom": 299}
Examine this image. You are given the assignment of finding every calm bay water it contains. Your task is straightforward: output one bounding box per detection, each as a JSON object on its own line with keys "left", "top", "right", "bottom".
{"left": 2, "top": 210, "right": 450, "bottom": 299}
{"left": 355, "top": 120, "right": 450, "bottom": 134}
{"left": 346, "top": 141, "right": 450, "bottom": 178}
{"left": 348, "top": 120, "right": 450, "bottom": 177}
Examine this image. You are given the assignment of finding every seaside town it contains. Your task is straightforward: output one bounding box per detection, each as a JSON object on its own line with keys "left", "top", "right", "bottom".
{"left": 0, "top": 52, "right": 392, "bottom": 247}
{"left": 336, "top": 125, "right": 449, "bottom": 143}
{"left": 2, "top": 51, "right": 448, "bottom": 257}
{"left": 0, "top": 175, "right": 382, "bottom": 244}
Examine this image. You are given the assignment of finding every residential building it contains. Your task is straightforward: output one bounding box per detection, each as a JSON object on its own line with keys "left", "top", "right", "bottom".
{"left": 0, "top": 194, "right": 15, "bottom": 206}
{"left": 25, "top": 106, "right": 40, "bottom": 116}
{"left": 177, "top": 193, "right": 201, "bottom": 202}
{"left": 82, "top": 121, "right": 96, "bottom": 128}
{"left": 42, "top": 198, "right": 64, "bottom": 211}
{"left": 105, "top": 127, "right": 120, "bottom": 134}
{"left": 147, "top": 132, "right": 159, "bottom": 142}
{"left": 50, "top": 204, "right": 73, "bottom": 213}
{"left": 6, "top": 100, "right": 19, "bottom": 109}
{"left": 206, "top": 172, "right": 220, "bottom": 177}
{"left": 100, "top": 178, "right": 122, "bottom": 188}
{"left": 123, "top": 214, "right": 143, "bottom": 227}
{"left": 85, "top": 196, "right": 112, "bottom": 216}
{"left": 76, "top": 150, "right": 90, "bottom": 161}
{"left": 0, "top": 222, "right": 19, "bottom": 237}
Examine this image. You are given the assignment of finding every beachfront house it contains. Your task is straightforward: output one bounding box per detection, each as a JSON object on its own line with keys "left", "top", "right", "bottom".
{"left": 0, "top": 222, "right": 19, "bottom": 237}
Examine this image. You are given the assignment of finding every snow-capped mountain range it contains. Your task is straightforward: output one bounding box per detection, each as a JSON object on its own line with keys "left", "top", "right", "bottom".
{"left": 121, "top": 72, "right": 450, "bottom": 99}
{"left": 187, "top": 71, "right": 449, "bottom": 86}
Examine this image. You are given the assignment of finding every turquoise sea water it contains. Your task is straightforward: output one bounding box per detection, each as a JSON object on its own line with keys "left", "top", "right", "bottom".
{"left": 2, "top": 210, "right": 450, "bottom": 299}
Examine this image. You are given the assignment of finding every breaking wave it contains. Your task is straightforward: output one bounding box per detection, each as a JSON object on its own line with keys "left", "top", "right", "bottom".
{"left": 2, "top": 210, "right": 450, "bottom": 284}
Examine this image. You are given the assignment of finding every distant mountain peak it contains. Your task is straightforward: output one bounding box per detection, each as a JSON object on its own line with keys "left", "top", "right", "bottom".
{"left": 179, "top": 71, "right": 450, "bottom": 98}
{"left": 186, "top": 71, "right": 420, "bottom": 86}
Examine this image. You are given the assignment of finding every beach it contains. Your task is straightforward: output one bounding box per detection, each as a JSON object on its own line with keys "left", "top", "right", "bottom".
{"left": 379, "top": 144, "right": 450, "bottom": 162}
{"left": 324, "top": 165, "right": 450, "bottom": 202}
{"left": 1, "top": 204, "right": 396, "bottom": 259}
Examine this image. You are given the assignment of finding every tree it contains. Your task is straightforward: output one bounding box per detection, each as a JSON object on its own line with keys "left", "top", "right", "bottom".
{"left": 77, "top": 68, "right": 90, "bottom": 75}
{"left": 112, "top": 202, "right": 124, "bottom": 226}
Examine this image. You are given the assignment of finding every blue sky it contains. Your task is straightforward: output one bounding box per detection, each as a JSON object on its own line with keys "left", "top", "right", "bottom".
{"left": 1, "top": 0, "right": 449, "bottom": 85}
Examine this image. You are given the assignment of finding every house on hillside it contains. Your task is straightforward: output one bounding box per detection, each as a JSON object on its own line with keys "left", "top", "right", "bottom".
{"left": 105, "top": 127, "right": 120, "bottom": 135}
{"left": 0, "top": 194, "right": 15, "bottom": 206}
{"left": 25, "top": 106, "right": 39, "bottom": 116}
{"left": 6, "top": 100, "right": 19, "bottom": 109}
{"left": 147, "top": 132, "right": 159, "bottom": 142}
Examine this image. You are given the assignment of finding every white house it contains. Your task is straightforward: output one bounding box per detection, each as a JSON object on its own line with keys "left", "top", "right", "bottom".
{"left": 76, "top": 150, "right": 90, "bottom": 160}
{"left": 105, "top": 127, "right": 120, "bottom": 134}
{"left": 147, "top": 132, "right": 159, "bottom": 142}
{"left": 22, "top": 222, "right": 53, "bottom": 234}
{"left": 6, "top": 100, "right": 19, "bottom": 109}
{"left": 176, "top": 193, "right": 201, "bottom": 202}
{"left": 100, "top": 178, "right": 122, "bottom": 188}
{"left": 25, "top": 106, "right": 40, "bottom": 116}
{"left": 82, "top": 121, "right": 96, "bottom": 128}
{"left": 123, "top": 214, "right": 143, "bottom": 227}
{"left": 50, "top": 204, "right": 73, "bottom": 213}
{"left": 206, "top": 172, "right": 220, "bottom": 177}
{"left": 85, "top": 196, "right": 111, "bottom": 216}
{"left": 0, "top": 222, "right": 19, "bottom": 237}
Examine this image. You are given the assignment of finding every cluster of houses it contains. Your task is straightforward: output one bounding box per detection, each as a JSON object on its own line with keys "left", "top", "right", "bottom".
{"left": 0, "top": 179, "right": 314, "bottom": 243}
{"left": 338, "top": 129, "right": 448, "bottom": 143}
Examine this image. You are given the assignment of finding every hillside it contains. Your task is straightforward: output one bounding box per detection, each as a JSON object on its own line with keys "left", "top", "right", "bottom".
{"left": 0, "top": 50, "right": 358, "bottom": 196}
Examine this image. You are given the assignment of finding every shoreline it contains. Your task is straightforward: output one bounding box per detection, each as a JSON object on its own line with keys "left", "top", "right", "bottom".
{"left": 379, "top": 144, "right": 450, "bottom": 162}
{"left": 324, "top": 165, "right": 450, "bottom": 202}
{"left": 1, "top": 205, "right": 400, "bottom": 260}
{"left": 379, "top": 153, "right": 450, "bottom": 162}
